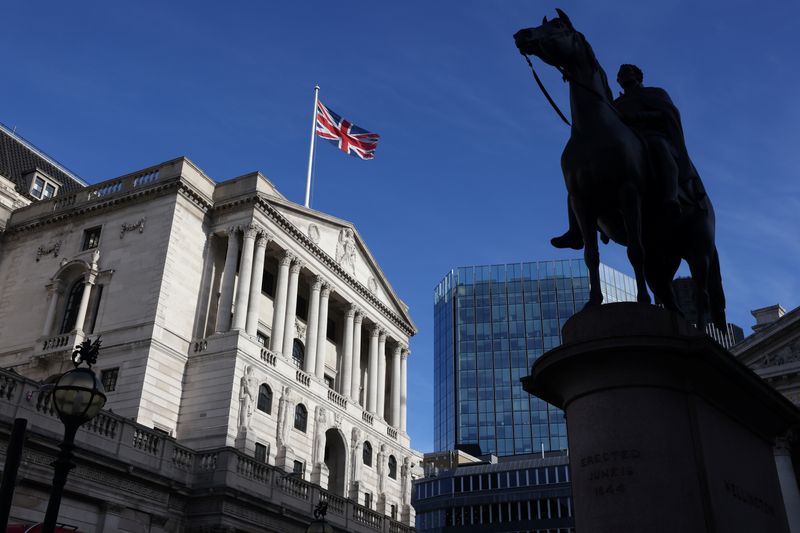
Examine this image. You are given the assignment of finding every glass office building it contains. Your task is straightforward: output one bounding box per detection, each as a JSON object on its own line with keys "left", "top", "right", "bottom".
{"left": 433, "top": 259, "right": 637, "bottom": 456}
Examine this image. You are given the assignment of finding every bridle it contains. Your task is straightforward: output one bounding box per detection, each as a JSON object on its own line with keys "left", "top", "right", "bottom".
{"left": 520, "top": 29, "right": 622, "bottom": 126}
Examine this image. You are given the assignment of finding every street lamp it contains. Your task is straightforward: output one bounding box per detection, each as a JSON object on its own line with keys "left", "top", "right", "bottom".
{"left": 42, "top": 338, "right": 106, "bottom": 533}
{"left": 306, "top": 501, "right": 333, "bottom": 533}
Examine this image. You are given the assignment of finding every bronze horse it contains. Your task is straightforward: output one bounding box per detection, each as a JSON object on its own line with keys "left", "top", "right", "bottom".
{"left": 514, "top": 9, "right": 726, "bottom": 331}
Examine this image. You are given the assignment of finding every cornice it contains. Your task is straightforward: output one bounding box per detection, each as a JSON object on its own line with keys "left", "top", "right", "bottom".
{"left": 214, "top": 195, "right": 415, "bottom": 337}
{"left": 5, "top": 177, "right": 212, "bottom": 236}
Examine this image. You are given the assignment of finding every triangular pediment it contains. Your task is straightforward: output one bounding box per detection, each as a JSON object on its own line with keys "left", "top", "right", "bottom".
{"left": 264, "top": 198, "right": 414, "bottom": 332}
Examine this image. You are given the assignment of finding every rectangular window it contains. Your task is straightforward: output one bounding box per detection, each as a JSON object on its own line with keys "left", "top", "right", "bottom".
{"left": 255, "top": 442, "right": 268, "bottom": 463}
{"left": 390, "top": 504, "right": 397, "bottom": 520}
{"left": 364, "top": 492, "right": 372, "bottom": 509}
{"left": 261, "top": 270, "right": 275, "bottom": 296}
{"left": 324, "top": 375, "right": 335, "bottom": 389}
{"left": 42, "top": 183, "right": 56, "bottom": 199}
{"left": 30, "top": 176, "right": 45, "bottom": 199}
{"left": 292, "top": 460, "right": 305, "bottom": 477}
{"left": 256, "top": 331, "right": 270, "bottom": 348}
{"left": 326, "top": 319, "right": 337, "bottom": 342}
{"left": 82, "top": 226, "right": 102, "bottom": 250}
{"left": 101, "top": 368, "right": 119, "bottom": 392}
{"left": 88, "top": 285, "right": 104, "bottom": 334}
{"left": 296, "top": 294, "right": 309, "bottom": 320}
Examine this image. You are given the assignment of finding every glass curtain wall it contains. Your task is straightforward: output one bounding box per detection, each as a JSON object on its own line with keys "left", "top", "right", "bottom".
{"left": 434, "top": 259, "right": 637, "bottom": 456}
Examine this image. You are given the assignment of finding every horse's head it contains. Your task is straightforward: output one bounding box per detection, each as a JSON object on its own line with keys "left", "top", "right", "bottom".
{"left": 514, "top": 8, "right": 581, "bottom": 68}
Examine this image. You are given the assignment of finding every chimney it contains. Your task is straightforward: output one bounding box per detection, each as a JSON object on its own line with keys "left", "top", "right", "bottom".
{"left": 751, "top": 304, "right": 786, "bottom": 332}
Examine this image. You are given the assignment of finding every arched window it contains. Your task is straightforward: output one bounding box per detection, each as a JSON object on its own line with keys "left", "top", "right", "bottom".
{"left": 363, "top": 441, "right": 373, "bottom": 467}
{"left": 292, "top": 339, "right": 305, "bottom": 369}
{"left": 294, "top": 403, "right": 308, "bottom": 432}
{"left": 388, "top": 455, "right": 397, "bottom": 479}
{"left": 257, "top": 384, "right": 272, "bottom": 414}
{"left": 60, "top": 278, "right": 85, "bottom": 334}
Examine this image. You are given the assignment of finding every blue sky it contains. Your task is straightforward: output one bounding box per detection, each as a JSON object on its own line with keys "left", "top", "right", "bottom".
{"left": 3, "top": 1, "right": 798, "bottom": 452}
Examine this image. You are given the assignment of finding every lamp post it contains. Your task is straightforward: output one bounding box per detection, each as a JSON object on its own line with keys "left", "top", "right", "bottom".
{"left": 42, "top": 338, "right": 106, "bottom": 533}
{"left": 306, "top": 501, "right": 333, "bottom": 533}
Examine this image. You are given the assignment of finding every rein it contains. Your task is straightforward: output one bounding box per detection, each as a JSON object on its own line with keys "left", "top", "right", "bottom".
{"left": 522, "top": 53, "right": 624, "bottom": 126}
{"left": 522, "top": 54, "right": 571, "bottom": 126}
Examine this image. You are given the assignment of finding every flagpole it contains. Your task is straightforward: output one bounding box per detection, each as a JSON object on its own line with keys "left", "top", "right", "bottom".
{"left": 304, "top": 85, "right": 320, "bottom": 208}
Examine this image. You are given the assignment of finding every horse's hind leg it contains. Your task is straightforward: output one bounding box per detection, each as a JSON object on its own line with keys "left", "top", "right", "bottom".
{"left": 571, "top": 197, "right": 603, "bottom": 308}
{"left": 619, "top": 184, "right": 651, "bottom": 304}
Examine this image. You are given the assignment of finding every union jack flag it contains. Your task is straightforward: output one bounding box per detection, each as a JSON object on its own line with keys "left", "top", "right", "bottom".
{"left": 315, "top": 101, "right": 380, "bottom": 160}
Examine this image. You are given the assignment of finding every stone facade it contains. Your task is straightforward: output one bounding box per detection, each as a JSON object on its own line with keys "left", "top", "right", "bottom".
{"left": 0, "top": 147, "right": 422, "bottom": 530}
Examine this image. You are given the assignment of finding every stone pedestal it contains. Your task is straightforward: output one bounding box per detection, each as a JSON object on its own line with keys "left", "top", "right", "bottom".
{"left": 311, "top": 462, "right": 329, "bottom": 489}
{"left": 522, "top": 303, "right": 800, "bottom": 533}
{"left": 276, "top": 445, "right": 295, "bottom": 473}
{"left": 234, "top": 429, "right": 254, "bottom": 455}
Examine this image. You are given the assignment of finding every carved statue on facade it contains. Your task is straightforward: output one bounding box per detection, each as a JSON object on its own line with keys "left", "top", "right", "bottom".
{"left": 336, "top": 228, "right": 357, "bottom": 275}
{"left": 276, "top": 385, "right": 294, "bottom": 449}
{"left": 376, "top": 444, "right": 387, "bottom": 494}
{"left": 237, "top": 365, "right": 256, "bottom": 430}
{"left": 350, "top": 427, "right": 363, "bottom": 483}
{"left": 514, "top": 9, "right": 726, "bottom": 331}
{"left": 401, "top": 457, "right": 412, "bottom": 505}
{"left": 313, "top": 406, "right": 328, "bottom": 465}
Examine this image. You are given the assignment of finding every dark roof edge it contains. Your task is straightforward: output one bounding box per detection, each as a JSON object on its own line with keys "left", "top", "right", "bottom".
{"left": 0, "top": 122, "right": 88, "bottom": 187}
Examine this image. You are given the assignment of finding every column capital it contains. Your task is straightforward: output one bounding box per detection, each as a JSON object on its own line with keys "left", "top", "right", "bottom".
{"left": 242, "top": 223, "right": 259, "bottom": 238}
{"left": 393, "top": 343, "right": 403, "bottom": 356}
{"left": 311, "top": 275, "right": 324, "bottom": 291}
{"left": 279, "top": 251, "right": 295, "bottom": 266}
{"left": 226, "top": 225, "right": 239, "bottom": 237}
{"left": 401, "top": 349, "right": 409, "bottom": 361}
{"left": 354, "top": 310, "right": 364, "bottom": 325}
{"left": 378, "top": 329, "right": 387, "bottom": 341}
{"left": 320, "top": 284, "right": 332, "bottom": 298}
{"left": 290, "top": 260, "right": 305, "bottom": 274}
{"left": 255, "top": 231, "right": 271, "bottom": 248}
{"left": 370, "top": 324, "right": 381, "bottom": 337}
{"left": 345, "top": 304, "right": 357, "bottom": 319}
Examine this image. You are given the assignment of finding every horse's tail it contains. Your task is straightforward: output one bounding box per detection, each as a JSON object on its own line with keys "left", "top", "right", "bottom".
{"left": 708, "top": 246, "right": 727, "bottom": 331}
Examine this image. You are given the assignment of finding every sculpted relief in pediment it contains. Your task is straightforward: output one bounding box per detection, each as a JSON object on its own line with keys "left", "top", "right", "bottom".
{"left": 757, "top": 339, "right": 800, "bottom": 368}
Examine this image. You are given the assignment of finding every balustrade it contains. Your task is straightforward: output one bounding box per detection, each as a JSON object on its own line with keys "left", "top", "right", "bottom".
{"left": 295, "top": 369, "right": 311, "bottom": 387}
{"left": 320, "top": 491, "right": 346, "bottom": 515}
{"left": 132, "top": 428, "right": 160, "bottom": 455}
{"left": 362, "top": 410, "right": 374, "bottom": 425}
{"left": 236, "top": 455, "right": 271, "bottom": 483}
{"left": 327, "top": 389, "right": 348, "bottom": 409}
{"left": 276, "top": 474, "right": 311, "bottom": 500}
{"left": 261, "top": 348, "right": 277, "bottom": 366}
{"left": 387, "top": 426, "right": 398, "bottom": 440}
{"left": 353, "top": 506, "right": 384, "bottom": 530}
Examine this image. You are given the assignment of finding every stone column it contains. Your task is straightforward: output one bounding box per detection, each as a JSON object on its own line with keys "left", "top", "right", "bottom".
{"left": 73, "top": 274, "right": 97, "bottom": 334}
{"left": 376, "top": 330, "right": 387, "bottom": 419}
{"left": 42, "top": 281, "right": 63, "bottom": 337}
{"left": 314, "top": 285, "right": 331, "bottom": 379}
{"left": 232, "top": 224, "right": 258, "bottom": 331}
{"left": 282, "top": 260, "right": 304, "bottom": 360}
{"left": 391, "top": 343, "right": 403, "bottom": 427}
{"left": 245, "top": 231, "right": 270, "bottom": 335}
{"left": 340, "top": 305, "right": 356, "bottom": 396}
{"left": 270, "top": 251, "right": 293, "bottom": 353}
{"left": 216, "top": 226, "right": 240, "bottom": 332}
{"left": 400, "top": 348, "right": 408, "bottom": 432}
{"left": 775, "top": 435, "right": 800, "bottom": 533}
{"left": 367, "top": 325, "right": 380, "bottom": 413}
{"left": 304, "top": 276, "right": 323, "bottom": 375}
{"left": 350, "top": 311, "right": 364, "bottom": 402}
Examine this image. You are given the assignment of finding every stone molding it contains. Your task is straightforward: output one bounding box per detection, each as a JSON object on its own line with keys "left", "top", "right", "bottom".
{"left": 120, "top": 217, "right": 146, "bottom": 239}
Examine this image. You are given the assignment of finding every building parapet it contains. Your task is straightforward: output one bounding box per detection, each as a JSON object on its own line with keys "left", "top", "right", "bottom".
{"left": 0, "top": 368, "right": 414, "bottom": 532}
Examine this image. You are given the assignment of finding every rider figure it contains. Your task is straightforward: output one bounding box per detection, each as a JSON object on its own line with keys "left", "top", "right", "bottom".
{"left": 552, "top": 64, "right": 706, "bottom": 249}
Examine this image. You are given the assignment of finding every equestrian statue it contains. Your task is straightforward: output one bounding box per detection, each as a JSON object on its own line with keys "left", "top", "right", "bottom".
{"left": 514, "top": 9, "right": 726, "bottom": 331}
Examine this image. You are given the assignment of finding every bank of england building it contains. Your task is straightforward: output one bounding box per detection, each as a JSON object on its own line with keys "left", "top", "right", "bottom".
{"left": 0, "top": 123, "right": 421, "bottom": 532}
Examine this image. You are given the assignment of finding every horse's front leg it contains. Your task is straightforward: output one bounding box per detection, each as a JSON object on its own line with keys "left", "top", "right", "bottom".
{"left": 619, "top": 184, "right": 651, "bottom": 304}
{"left": 570, "top": 196, "right": 603, "bottom": 308}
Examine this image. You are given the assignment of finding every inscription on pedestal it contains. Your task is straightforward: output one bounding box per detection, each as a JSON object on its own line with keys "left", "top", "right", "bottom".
{"left": 580, "top": 448, "right": 641, "bottom": 497}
